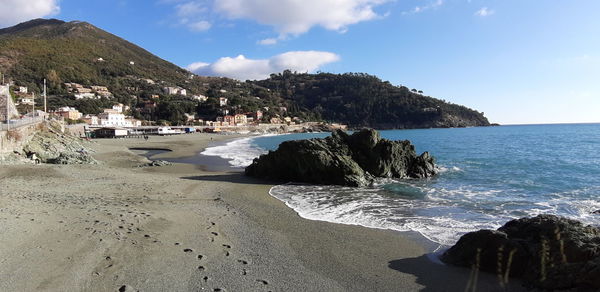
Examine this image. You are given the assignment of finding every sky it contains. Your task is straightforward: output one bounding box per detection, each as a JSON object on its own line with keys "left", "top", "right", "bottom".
{"left": 0, "top": 0, "right": 599, "bottom": 124}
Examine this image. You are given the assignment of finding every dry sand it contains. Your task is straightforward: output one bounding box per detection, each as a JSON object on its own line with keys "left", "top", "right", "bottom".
{"left": 0, "top": 133, "right": 524, "bottom": 291}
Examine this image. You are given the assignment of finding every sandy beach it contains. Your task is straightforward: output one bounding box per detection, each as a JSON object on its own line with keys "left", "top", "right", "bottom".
{"left": 0, "top": 133, "right": 524, "bottom": 292}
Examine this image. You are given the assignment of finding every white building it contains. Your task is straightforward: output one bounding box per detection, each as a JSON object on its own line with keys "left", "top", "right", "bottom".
{"left": 19, "top": 98, "right": 34, "bottom": 105}
{"left": 75, "top": 93, "right": 98, "bottom": 99}
{"left": 82, "top": 114, "right": 99, "bottom": 125}
{"left": 112, "top": 103, "right": 124, "bottom": 113}
{"left": 219, "top": 97, "right": 228, "bottom": 107}
{"left": 98, "top": 112, "right": 132, "bottom": 127}
{"left": 163, "top": 87, "right": 187, "bottom": 96}
{"left": 191, "top": 95, "right": 208, "bottom": 102}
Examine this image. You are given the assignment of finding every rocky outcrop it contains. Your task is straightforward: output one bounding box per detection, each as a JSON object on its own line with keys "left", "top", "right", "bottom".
{"left": 20, "top": 121, "right": 97, "bottom": 165}
{"left": 245, "top": 129, "right": 436, "bottom": 187}
{"left": 441, "top": 215, "right": 600, "bottom": 290}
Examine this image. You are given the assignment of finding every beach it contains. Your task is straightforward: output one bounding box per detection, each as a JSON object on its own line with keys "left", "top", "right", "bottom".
{"left": 0, "top": 133, "right": 523, "bottom": 292}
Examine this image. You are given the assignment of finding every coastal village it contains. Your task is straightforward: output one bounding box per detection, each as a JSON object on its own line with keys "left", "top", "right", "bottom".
{"left": 2, "top": 78, "right": 345, "bottom": 138}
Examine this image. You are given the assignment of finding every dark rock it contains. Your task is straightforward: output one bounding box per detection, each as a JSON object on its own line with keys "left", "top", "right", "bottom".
{"left": 47, "top": 151, "right": 97, "bottom": 164}
{"left": 441, "top": 214, "right": 600, "bottom": 290}
{"left": 138, "top": 160, "right": 172, "bottom": 167}
{"left": 245, "top": 128, "right": 436, "bottom": 187}
{"left": 118, "top": 285, "right": 136, "bottom": 292}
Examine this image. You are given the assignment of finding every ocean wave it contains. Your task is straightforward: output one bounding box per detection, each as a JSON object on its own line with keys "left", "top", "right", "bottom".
{"left": 269, "top": 183, "right": 505, "bottom": 245}
{"left": 200, "top": 137, "right": 267, "bottom": 168}
{"left": 269, "top": 182, "right": 600, "bottom": 246}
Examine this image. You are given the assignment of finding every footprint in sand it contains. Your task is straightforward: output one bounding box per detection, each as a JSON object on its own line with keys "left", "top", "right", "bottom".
{"left": 203, "top": 276, "right": 209, "bottom": 282}
{"left": 183, "top": 248, "right": 193, "bottom": 253}
{"left": 197, "top": 255, "right": 204, "bottom": 260}
{"left": 118, "top": 285, "right": 136, "bottom": 292}
{"left": 197, "top": 266, "right": 205, "bottom": 271}
{"left": 211, "top": 232, "right": 219, "bottom": 236}
{"left": 256, "top": 279, "right": 269, "bottom": 285}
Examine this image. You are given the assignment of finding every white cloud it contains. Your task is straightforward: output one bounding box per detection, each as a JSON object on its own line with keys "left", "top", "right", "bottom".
{"left": 188, "top": 51, "right": 340, "bottom": 80}
{"left": 173, "top": 1, "right": 212, "bottom": 32}
{"left": 216, "top": 0, "right": 388, "bottom": 36}
{"left": 166, "top": 0, "right": 389, "bottom": 39}
{"left": 404, "top": 0, "right": 443, "bottom": 15}
{"left": 475, "top": 7, "right": 494, "bottom": 17}
{"left": 176, "top": 1, "right": 206, "bottom": 17}
{"left": 257, "top": 38, "right": 278, "bottom": 45}
{"left": 0, "top": 0, "right": 60, "bottom": 28}
{"left": 188, "top": 20, "right": 212, "bottom": 31}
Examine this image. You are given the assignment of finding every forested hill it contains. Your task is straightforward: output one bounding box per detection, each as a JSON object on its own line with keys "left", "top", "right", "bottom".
{"left": 0, "top": 19, "right": 490, "bottom": 129}
{"left": 252, "top": 72, "right": 490, "bottom": 129}
{"left": 0, "top": 18, "right": 194, "bottom": 93}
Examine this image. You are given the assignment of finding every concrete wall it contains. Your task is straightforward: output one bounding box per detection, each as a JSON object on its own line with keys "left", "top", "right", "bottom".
{"left": 0, "top": 123, "right": 41, "bottom": 155}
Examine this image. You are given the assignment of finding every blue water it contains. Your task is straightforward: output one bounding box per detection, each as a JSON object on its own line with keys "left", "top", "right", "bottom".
{"left": 202, "top": 124, "right": 600, "bottom": 245}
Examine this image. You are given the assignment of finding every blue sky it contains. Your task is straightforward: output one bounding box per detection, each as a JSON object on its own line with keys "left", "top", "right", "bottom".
{"left": 1, "top": 0, "right": 599, "bottom": 124}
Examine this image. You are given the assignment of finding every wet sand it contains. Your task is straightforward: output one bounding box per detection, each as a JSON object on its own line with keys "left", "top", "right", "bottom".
{"left": 0, "top": 133, "right": 524, "bottom": 291}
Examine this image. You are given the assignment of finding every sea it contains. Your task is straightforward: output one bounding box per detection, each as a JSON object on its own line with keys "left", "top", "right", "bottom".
{"left": 201, "top": 124, "right": 600, "bottom": 246}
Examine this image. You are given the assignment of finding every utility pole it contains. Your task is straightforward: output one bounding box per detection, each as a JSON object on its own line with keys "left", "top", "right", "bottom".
{"left": 32, "top": 92, "right": 35, "bottom": 116}
{"left": 43, "top": 79, "right": 47, "bottom": 113}
{"left": 6, "top": 83, "right": 10, "bottom": 130}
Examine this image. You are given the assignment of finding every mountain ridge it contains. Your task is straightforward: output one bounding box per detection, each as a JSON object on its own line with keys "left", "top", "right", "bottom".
{"left": 0, "top": 18, "right": 490, "bottom": 128}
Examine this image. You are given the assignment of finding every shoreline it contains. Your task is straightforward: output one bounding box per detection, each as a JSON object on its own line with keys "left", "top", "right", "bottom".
{"left": 136, "top": 133, "right": 449, "bottom": 252}
{"left": 0, "top": 132, "right": 524, "bottom": 291}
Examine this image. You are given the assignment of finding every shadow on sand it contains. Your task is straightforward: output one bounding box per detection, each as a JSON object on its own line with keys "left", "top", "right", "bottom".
{"left": 180, "top": 173, "right": 275, "bottom": 186}
{"left": 388, "top": 255, "right": 525, "bottom": 292}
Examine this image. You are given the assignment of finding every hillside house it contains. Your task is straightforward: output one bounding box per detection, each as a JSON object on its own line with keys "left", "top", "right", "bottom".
{"left": 82, "top": 114, "right": 99, "bottom": 125}
{"left": 223, "top": 115, "right": 235, "bottom": 125}
{"left": 98, "top": 111, "right": 132, "bottom": 127}
{"left": 163, "top": 87, "right": 187, "bottom": 96}
{"left": 19, "top": 98, "right": 34, "bottom": 105}
{"left": 112, "top": 104, "right": 124, "bottom": 113}
{"left": 234, "top": 114, "right": 247, "bottom": 125}
{"left": 192, "top": 95, "right": 208, "bottom": 102}
{"left": 55, "top": 107, "right": 82, "bottom": 120}
{"left": 75, "top": 93, "right": 97, "bottom": 99}
{"left": 219, "top": 97, "right": 228, "bottom": 107}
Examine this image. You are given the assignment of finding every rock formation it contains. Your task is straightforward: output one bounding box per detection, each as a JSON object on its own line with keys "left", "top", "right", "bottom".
{"left": 21, "top": 121, "right": 97, "bottom": 164}
{"left": 245, "top": 129, "right": 436, "bottom": 187}
{"left": 441, "top": 214, "right": 600, "bottom": 290}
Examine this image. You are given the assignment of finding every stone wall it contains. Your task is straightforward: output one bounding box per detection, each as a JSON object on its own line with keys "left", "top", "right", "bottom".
{"left": 0, "top": 85, "right": 19, "bottom": 121}
{"left": 0, "top": 123, "right": 41, "bottom": 156}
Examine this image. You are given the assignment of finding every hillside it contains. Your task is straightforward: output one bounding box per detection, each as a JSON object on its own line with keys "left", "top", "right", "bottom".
{"left": 0, "top": 19, "right": 200, "bottom": 93}
{"left": 253, "top": 72, "right": 489, "bottom": 129}
{"left": 0, "top": 19, "right": 490, "bottom": 128}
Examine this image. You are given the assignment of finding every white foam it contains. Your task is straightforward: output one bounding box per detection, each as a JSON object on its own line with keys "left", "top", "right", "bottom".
{"left": 437, "top": 165, "right": 463, "bottom": 173}
{"left": 268, "top": 184, "right": 504, "bottom": 245}
{"left": 201, "top": 137, "right": 267, "bottom": 168}
{"left": 268, "top": 182, "right": 600, "bottom": 246}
